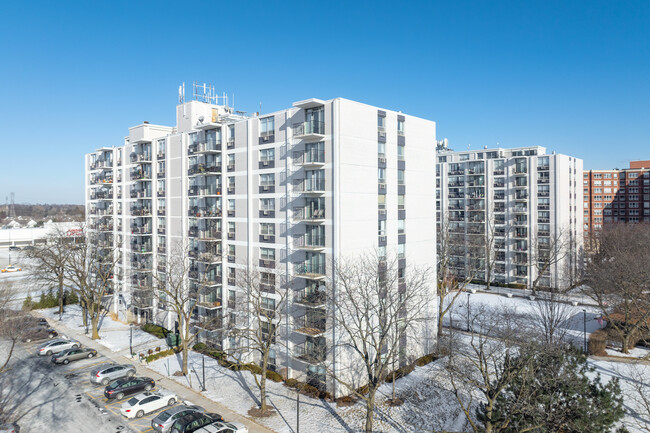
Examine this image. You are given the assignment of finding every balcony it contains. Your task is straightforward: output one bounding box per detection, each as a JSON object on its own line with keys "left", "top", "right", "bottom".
{"left": 130, "top": 153, "right": 151, "bottom": 163}
{"left": 130, "top": 190, "right": 150, "bottom": 199}
{"left": 188, "top": 164, "right": 221, "bottom": 176}
{"left": 294, "top": 149, "right": 326, "bottom": 167}
{"left": 293, "top": 340, "right": 326, "bottom": 364}
{"left": 537, "top": 165, "right": 550, "bottom": 171}
{"left": 189, "top": 207, "right": 222, "bottom": 218}
{"left": 157, "top": 245, "right": 166, "bottom": 254}
{"left": 293, "top": 121, "right": 326, "bottom": 139}
{"left": 294, "top": 312, "right": 327, "bottom": 337}
{"left": 130, "top": 170, "right": 151, "bottom": 181}
{"left": 293, "top": 207, "right": 325, "bottom": 222}
{"left": 131, "top": 225, "right": 152, "bottom": 235}
{"left": 131, "top": 244, "right": 152, "bottom": 254}
{"left": 197, "top": 141, "right": 221, "bottom": 153}
{"left": 294, "top": 235, "right": 326, "bottom": 251}
{"left": 198, "top": 251, "right": 221, "bottom": 263}
{"left": 537, "top": 177, "right": 550, "bottom": 184}
{"left": 188, "top": 227, "right": 199, "bottom": 237}
{"left": 199, "top": 229, "right": 221, "bottom": 240}
{"left": 538, "top": 204, "right": 550, "bottom": 210}
{"left": 295, "top": 263, "right": 326, "bottom": 279}
{"left": 130, "top": 207, "right": 152, "bottom": 217}
{"left": 513, "top": 206, "right": 528, "bottom": 213}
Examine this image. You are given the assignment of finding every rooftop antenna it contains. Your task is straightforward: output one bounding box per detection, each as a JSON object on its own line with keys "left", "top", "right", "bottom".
{"left": 467, "top": 144, "right": 471, "bottom": 150}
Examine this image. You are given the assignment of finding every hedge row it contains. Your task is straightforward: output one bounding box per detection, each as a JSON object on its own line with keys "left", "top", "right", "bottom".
{"left": 145, "top": 348, "right": 178, "bottom": 363}
{"left": 23, "top": 289, "right": 79, "bottom": 310}
{"left": 141, "top": 323, "right": 171, "bottom": 339}
{"left": 192, "top": 343, "right": 283, "bottom": 383}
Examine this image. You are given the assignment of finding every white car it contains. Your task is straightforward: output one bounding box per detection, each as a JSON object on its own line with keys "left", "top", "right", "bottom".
{"left": 195, "top": 421, "right": 249, "bottom": 433}
{"left": 120, "top": 390, "right": 177, "bottom": 419}
{"left": 36, "top": 338, "right": 80, "bottom": 356}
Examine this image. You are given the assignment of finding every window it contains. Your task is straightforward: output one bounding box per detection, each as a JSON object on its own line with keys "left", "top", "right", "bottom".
{"left": 305, "top": 142, "right": 324, "bottom": 163}
{"left": 604, "top": 173, "right": 612, "bottom": 179}
{"left": 398, "top": 219, "right": 405, "bottom": 234}
{"left": 594, "top": 173, "right": 602, "bottom": 179}
{"left": 630, "top": 172, "right": 639, "bottom": 179}
{"left": 260, "top": 173, "right": 275, "bottom": 186}
{"left": 604, "top": 188, "right": 612, "bottom": 193}
{"left": 378, "top": 168, "right": 386, "bottom": 183}
{"left": 228, "top": 125, "right": 235, "bottom": 143}
{"left": 397, "top": 144, "right": 405, "bottom": 161}
{"left": 260, "top": 148, "right": 274, "bottom": 162}
{"left": 261, "top": 223, "right": 275, "bottom": 235}
{"left": 378, "top": 194, "right": 386, "bottom": 209}
{"left": 227, "top": 154, "right": 235, "bottom": 169}
{"left": 228, "top": 221, "right": 235, "bottom": 234}
{"left": 378, "top": 142, "right": 386, "bottom": 157}
{"left": 397, "top": 119, "right": 405, "bottom": 136}
{"left": 378, "top": 220, "right": 386, "bottom": 236}
{"left": 398, "top": 169, "right": 405, "bottom": 185}
{"left": 260, "top": 248, "right": 275, "bottom": 261}
{"left": 459, "top": 154, "right": 470, "bottom": 161}
{"left": 260, "top": 198, "right": 275, "bottom": 211}
{"left": 398, "top": 195, "right": 405, "bottom": 209}
{"left": 398, "top": 243, "right": 405, "bottom": 258}
{"left": 604, "top": 181, "right": 611, "bottom": 186}
{"left": 260, "top": 117, "right": 274, "bottom": 137}
{"left": 594, "top": 188, "right": 602, "bottom": 193}
{"left": 228, "top": 199, "right": 235, "bottom": 211}
{"left": 594, "top": 180, "right": 602, "bottom": 186}
{"left": 228, "top": 244, "right": 235, "bottom": 257}
{"left": 378, "top": 115, "right": 386, "bottom": 130}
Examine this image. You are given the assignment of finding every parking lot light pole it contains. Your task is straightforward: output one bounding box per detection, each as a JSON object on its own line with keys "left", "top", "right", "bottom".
{"left": 129, "top": 325, "right": 133, "bottom": 357}
{"left": 201, "top": 355, "right": 206, "bottom": 391}
{"left": 583, "top": 309, "right": 587, "bottom": 354}
{"left": 296, "top": 389, "right": 300, "bottom": 433}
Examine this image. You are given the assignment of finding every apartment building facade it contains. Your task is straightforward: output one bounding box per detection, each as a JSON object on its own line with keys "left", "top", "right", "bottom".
{"left": 85, "top": 95, "right": 437, "bottom": 396}
{"left": 583, "top": 160, "right": 650, "bottom": 233}
{"left": 436, "top": 146, "right": 583, "bottom": 290}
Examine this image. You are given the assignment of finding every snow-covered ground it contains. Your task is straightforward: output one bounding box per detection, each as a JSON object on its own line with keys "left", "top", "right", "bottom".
{"left": 30, "top": 301, "right": 650, "bottom": 433}
{"left": 41, "top": 305, "right": 163, "bottom": 354}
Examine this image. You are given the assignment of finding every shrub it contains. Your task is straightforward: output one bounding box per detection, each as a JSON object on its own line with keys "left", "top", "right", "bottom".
{"left": 415, "top": 353, "right": 437, "bottom": 367}
{"left": 145, "top": 348, "right": 176, "bottom": 363}
{"left": 385, "top": 363, "right": 415, "bottom": 383}
{"left": 193, "top": 343, "right": 208, "bottom": 352}
{"left": 266, "top": 370, "right": 283, "bottom": 382}
{"left": 22, "top": 295, "right": 34, "bottom": 310}
{"left": 589, "top": 329, "right": 608, "bottom": 356}
{"left": 64, "top": 290, "right": 79, "bottom": 305}
{"left": 285, "top": 378, "right": 299, "bottom": 388}
{"left": 141, "top": 323, "right": 170, "bottom": 339}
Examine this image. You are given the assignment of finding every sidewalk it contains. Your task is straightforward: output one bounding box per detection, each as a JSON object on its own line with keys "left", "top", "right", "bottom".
{"left": 38, "top": 312, "right": 277, "bottom": 433}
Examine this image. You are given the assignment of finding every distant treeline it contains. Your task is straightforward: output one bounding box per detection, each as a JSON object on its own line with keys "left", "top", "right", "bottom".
{"left": 1, "top": 204, "right": 85, "bottom": 221}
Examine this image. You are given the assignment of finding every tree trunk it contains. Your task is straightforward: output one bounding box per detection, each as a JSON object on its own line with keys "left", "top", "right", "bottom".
{"left": 91, "top": 308, "right": 100, "bottom": 340}
{"left": 81, "top": 299, "right": 88, "bottom": 327}
{"left": 437, "top": 293, "right": 445, "bottom": 337}
{"left": 0, "top": 339, "right": 16, "bottom": 373}
{"left": 622, "top": 333, "right": 630, "bottom": 354}
{"left": 260, "top": 351, "right": 268, "bottom": 412}
{"left": 58, "top": 276, "right": 64, "bottom": 319}
{"left": 182, "top": 338, "right": 189, "bottom": 375}
{"left": 365, "top": 385, "right": 377, "bottom": 433}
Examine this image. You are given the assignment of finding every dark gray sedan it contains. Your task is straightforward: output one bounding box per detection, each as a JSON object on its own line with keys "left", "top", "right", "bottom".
{"left": 90, "top": 363, "right": 136, "bottom": 385}
{"left": 51, "top": 347, "right": 97, "bottom": 364}
{"left": 151, "top": 405, "right": 205, "bottom": 433}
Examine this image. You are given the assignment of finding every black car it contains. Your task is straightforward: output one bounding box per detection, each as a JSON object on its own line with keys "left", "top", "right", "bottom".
{"left": 104, "top": 376, "right": 155, "bottom": 400}
{"left": 169, "top": 412, "right": 223, "bottom": 433}
{"left": 8, "top": 246, "right": 20, "bottom": 252}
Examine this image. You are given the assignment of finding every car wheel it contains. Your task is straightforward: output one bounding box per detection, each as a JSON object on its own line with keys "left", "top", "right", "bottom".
{"left": 136, "top": 410, "right": 144, "bottom": 418}
{"left": 26, "top": 338, "right": 32, "bottom": 343}
{"left": 101, "top": 378, "right": 109, "bottom": 385}
{"left": 144, "top": 384, "right": 152, "bottom": 391}
{"left": 72, "top": 344, "right": 79, "bottom": 348}
{"left": 116, "top": 392, "right": 124, "bottom": 400}
{"left": 128, "top": 371, "right": 135, "bottom": 377}
{"left": 167, "top": 398, "right": 175, "bottom": 406}
{"left": 88, "top": 353, "right": 94, "bottom": 358}
{"left": 63, "top": 359, "right": 69, "bottom": 365}
{"left": 46, "top": 350, "right": 52, "bottom": 356}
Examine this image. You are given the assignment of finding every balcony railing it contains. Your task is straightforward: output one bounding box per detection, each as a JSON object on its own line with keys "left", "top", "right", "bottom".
{"left": 293, "top": 120, "right": 325, "bottom": 137}
{"left": 296, "top": 263, "right": 326, "bottom": 277}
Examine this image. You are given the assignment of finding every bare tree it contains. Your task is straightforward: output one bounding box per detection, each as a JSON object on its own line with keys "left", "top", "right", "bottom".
{"left": 24, "top": 227, "right": 74, "bottom": 320}
{"left": 65, "top": 227, "right": 118, "bottom": 340}
{"left": 0, "top": 281, "right": 21, "bottom": 374}
{"left": 154, "top": 240, "right": 220, "bottom": 375}
{"left": 437, "top": 215, "right": 478, "bottom": 338}
{"left": 446, "top": 304, "right": 536, "bottom": 433}
{"left": 530, "top": 227, "right": 571, "bottom": 294}
{"left": 226, "top": 264, "right": 288, "bottom": 415}
{"left": 330, "top": 251, "right": 434, "bottom": 433}
{"left": 530, "top": 291, "right": 576, "bottom": 347}
{"left": 585, "top": 223, "right": 650, "bottom": 353}
{"left": 620, "top": 361, "right": 650, "bottom": 432}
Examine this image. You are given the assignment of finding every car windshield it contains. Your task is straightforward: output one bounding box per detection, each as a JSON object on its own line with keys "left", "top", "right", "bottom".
{"left": 157, "top": 411, "right": 172, "bottom": 422}
{"left": 127, "top": 397, "right": 139, "bottom": 406}
{"left": 107, "top": 380, "right": 122, "bottom": 389}
{"left": 54, "top": 350, "right": 67, "bottom": 356}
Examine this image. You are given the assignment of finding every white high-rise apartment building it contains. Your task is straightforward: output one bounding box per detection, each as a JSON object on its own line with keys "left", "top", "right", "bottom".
{"left": 85, "top": 91, "right": 437, "bottom": 396}
{"left": 436, "top": 145, "right": 583, "bottom": 289}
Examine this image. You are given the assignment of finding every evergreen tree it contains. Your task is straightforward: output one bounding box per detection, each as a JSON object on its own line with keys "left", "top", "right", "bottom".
{"left": 482, "top": 346, "right": 627, "bottom": 433}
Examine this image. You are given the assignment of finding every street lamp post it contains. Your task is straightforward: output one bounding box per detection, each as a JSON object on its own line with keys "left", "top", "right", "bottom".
{"left": 467, "top": 293, "right": 471, "bottom": 333}
{"left": 583, "top": 309, "right": 587, "bottom": 354}
{"left": 201, "top": 355, "right": 206, "bottom": 392}
{"left": 296, "top": 389, "right": 300, "bottom": 433}
{"left": 129, "top": 324, "right": 133, "bottom": 357}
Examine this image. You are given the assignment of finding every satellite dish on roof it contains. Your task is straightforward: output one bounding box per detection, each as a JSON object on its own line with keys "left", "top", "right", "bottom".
{"left": 198, "top": 116, "right": 204, "bottom": 124}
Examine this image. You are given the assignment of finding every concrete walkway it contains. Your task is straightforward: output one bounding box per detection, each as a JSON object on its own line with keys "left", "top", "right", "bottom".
{"left": 38, "top": 312, "right": 277, "bottom": 433}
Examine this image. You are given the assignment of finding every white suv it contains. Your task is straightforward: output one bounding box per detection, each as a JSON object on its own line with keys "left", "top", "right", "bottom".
{"left": 36, "top": 338, "right": 80, "bottom": 356}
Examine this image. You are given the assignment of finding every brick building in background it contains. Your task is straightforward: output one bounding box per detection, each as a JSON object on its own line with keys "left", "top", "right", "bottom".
{"left": 583, "top": 160, "right": 650, "bottom": 234}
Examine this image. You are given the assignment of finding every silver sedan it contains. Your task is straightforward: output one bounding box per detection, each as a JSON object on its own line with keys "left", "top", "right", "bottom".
{"left": 36, "top": 338, "right": 80, "bottom": 356}
{"left": 90, "top": 363, "right": 137, "bottom": 385}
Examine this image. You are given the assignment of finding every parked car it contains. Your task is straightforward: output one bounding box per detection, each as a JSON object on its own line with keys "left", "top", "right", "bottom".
{"left": 22, "top": 246, "right": 34, "bottom": 252}
{"left": 169, "top": 412, "right": 223, "bottom": 433}
{"left": 1, "top": 265, "right": 21, "bottom": 273}
{"left": 120, "top": 390, "right": 177, "bottom": 419}
{"left": 51, "top": 347, "right": 97, "bottom": 364}
{"left": 195, "top": 422, "right": 248, "bottom": 433}
{"left": 37, "top": 338, "right": 80, "bottom": 356}
{"left": 0, "top": 422, "right": 19, "bottom": 433}
{"left": 90, "top": 363, "right": 137, "bottom": 385}
{"left": 8, "top": 246, "right": 21, "bottom": 252}
{"left": 104, "top": 377, "right": 155, "bottom": 400}
{"left": 151, "top": 405, "right": 206, "bottom": 433}
{"left": 21, "top": 327, "right": 58, "bottom": 342}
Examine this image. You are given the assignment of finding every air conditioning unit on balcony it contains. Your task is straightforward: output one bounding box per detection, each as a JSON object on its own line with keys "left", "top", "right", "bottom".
{"left": 263, "top": 210, "right": 270, "bottom": 216}
{"left": 263, "top": 235, "right": 270, "bottom": 240}
{"left": 378, "top": 157, "right": 386, "bottom": 163}
{"left": 378, "top": 183, "right": 386, "bottom": 189}
{"left": 262, "top": 161, "right": 269, "bottom": 166}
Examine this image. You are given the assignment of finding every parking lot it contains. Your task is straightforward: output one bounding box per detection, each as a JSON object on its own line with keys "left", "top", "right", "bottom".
{"left": 19, "top": 338, "right": 181, "bottom": 433}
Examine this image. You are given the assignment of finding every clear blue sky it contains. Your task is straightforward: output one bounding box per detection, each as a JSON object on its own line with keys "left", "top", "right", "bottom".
{"left": 0, "top": 0, "right": 648, "bottom": 204}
